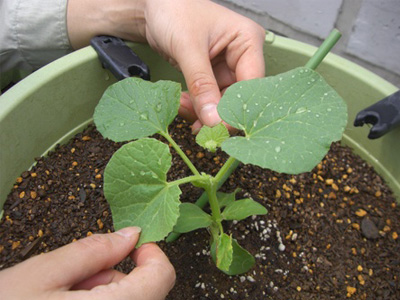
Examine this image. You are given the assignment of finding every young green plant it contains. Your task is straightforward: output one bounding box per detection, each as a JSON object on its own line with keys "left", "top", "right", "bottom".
{"left": 93, "top": 29, "right": 347, "bottom": 275}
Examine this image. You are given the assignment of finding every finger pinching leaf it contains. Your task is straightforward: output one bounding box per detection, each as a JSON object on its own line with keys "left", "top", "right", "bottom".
{"left": 218, "top": 67, "right": 347, "bottom": 174}
{"left": 104, "top": 138, "right": 181, "bottom": 246}
{"left": 94, "top": 78, "right": 181, "bottom": 142}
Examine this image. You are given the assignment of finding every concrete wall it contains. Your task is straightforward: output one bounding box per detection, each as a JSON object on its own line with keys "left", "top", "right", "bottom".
{"left": 214, "top": 0, "right": 400, "bottom": 87}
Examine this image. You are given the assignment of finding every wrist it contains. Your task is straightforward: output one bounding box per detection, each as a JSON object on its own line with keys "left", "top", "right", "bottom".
{"left": 103, "top": 0, "right": 147, "bottom": 42}
{"left": 67, "top": 0, "right": 147, "bottom": 49}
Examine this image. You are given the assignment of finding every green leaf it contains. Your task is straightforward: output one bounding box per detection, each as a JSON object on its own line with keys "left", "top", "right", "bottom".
{"left": 104, "top": 138, "right": 181, "bottom": 246}
{"left": 218, "top": 67, "right": 348, "bottom": 174}
{"left": 216, "top": 233, "right": 233, "bottom": 272}
{"left": 222, "top": 199, "right": 268, "bottom": 221}
{"left": 173, "top": 203, "right": 212, "bottom": 233}
{"left": 94, "top": 78, "right": 181, "bottom": 142}
{"left": 211, "top": 238, "right": 255, "bottom": 275}
{"left": 216, "top": 188, "right": 241, "bottom": 208}
{"left": 196, "top": 123, "right": 229, "bottom": 152}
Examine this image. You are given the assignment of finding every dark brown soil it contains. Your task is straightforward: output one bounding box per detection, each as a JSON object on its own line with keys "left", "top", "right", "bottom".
{"left": 1, "top": 118, "right": 399, "bottom": 299}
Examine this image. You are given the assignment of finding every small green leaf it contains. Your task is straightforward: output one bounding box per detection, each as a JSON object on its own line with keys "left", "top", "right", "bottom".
{"left": 227, "top": 239, "right": 255, "bottom": 275}
{"left": 222, "top": 199, "right": 267, "bottom": 221}
{"left": 218, "top": 67, "right": 347, "bottom": 174}
{"left": 216, "top": 233, "right": 233, "bottom": 272}
{"left": 94, "top": 78, "right": 181, "bottom": 142}
{"left": 216, "top": 188, "right": 241, "bottom": 208}
{"left": 104, "top": 138, "right": 181, "bottom": 246}
{"left": 173, "top": 203, "right": 213, "bottom": 233}
{"left": 211, "top": 238, "right": 255, "bottom": 275}
{"left": 196, "top": 123, "right": 229, "bottom": 152}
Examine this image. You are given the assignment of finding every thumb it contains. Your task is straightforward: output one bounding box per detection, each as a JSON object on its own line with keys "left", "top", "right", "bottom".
{"left": 178, "top": 48, "right": 222, "bottom": 127}
{"left": 24, "top": 227, "right": 142, "bottom": 290}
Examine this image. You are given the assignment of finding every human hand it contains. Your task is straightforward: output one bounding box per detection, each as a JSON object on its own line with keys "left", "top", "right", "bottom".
{"left": 67, "top": 0, "right": 265, "bottom": 132}
{"left": 143, "top": 0, "right": 266, "bottom": 132}
{"left": 0, "top": 227, "right": 175, "bottom": 300}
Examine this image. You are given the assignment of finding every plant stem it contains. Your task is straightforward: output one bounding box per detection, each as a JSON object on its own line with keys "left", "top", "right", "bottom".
{"left": 305, "top": 29, "right": 341, "bottom": 70}
{"left": 214, "top": 157, "right": 238, "bottom": 185}
{"left": 166, "top": 157, "right": 240, "bottom": 243}
{"left": 169, "top": 175, "right": 204, "bottom": 187}
{"left": 205, "top": 184, "right": 223, "bottom": 223}
{"left": 160, "top": 131, "right": 201, "bottom": 176}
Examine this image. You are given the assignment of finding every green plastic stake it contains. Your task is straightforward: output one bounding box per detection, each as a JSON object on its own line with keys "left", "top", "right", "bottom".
{"left": 305, "top": 29, "right": 342, "bottom": 70}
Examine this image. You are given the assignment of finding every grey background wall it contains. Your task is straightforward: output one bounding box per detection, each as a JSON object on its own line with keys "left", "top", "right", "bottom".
{"left": 214, "top": 0, "right": 400, "bottom": 87}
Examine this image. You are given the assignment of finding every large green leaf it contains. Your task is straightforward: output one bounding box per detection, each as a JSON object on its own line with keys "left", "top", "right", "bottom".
{"left": 211, "top": 238, "right": 255, "bottom": 275}
{"left": 218, "top": 67, "right": 347, "bottom": 174}
{"left": 222, "top": 199, "right": 267, "bottom": 221}
{"left": 104, "top": 138, "right": 181, "bottom": 246}
{"left": 173, "top": 203, "right": 212, "bottom": 233}
{"left": 94, "top": 78, "right": 181, "bottom": 142}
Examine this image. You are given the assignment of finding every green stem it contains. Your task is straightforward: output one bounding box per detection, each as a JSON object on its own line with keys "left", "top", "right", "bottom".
{"left": 214, "top": 157, "right": 237, "bottom": 185}
{"left": 305, "top": 29, "right": 341, "bottom": 70}
{"left": 169, "top": 175, "right": 204, "bottom": 187}
{"left": 205, "top": 184, "right": 222, "bottom": 223}
{"left": 160, "top": 131, "right": 201, "bottom": 176}
{"left": 166, "top": 157, "right": 240, "bottom": 243}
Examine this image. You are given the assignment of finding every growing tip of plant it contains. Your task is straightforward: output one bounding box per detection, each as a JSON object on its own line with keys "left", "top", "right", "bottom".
{"left": 196, "top": 123, "right": 230, "bottom": 152}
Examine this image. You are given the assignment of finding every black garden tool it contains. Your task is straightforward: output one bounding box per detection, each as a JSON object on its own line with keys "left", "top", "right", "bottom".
{"left": 354, "top": 90, "right": 400, "bottom": 139}
{"left": 90, "top": 36, "right": 150, "bottom": 81}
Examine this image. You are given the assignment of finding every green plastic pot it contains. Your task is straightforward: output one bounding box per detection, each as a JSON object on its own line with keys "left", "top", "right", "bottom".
{"left": 0, "top": 32, "right": 399, "bottom": 210}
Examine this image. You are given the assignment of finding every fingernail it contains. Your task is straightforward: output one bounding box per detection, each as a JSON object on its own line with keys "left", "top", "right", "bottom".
{"left": 192, "top": 127, "right": 200, "bottom": 135}
{"left": 200, "top": 104, "right": 221, "bottom": 127}
{"left": 191, "top": 120, "right": 202, "bottom": 135}
{"left": 116, "top": 227, "right": 141, "bottom": 238}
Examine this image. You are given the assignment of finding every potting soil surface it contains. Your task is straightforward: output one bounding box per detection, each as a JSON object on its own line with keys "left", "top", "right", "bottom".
{"left": 1, "top": 118, "right": 399, "bottom": 299}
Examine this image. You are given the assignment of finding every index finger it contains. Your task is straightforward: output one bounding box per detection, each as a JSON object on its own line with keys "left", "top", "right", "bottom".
{"left": 177, "top": 44, "right": 223, "bottom": 127}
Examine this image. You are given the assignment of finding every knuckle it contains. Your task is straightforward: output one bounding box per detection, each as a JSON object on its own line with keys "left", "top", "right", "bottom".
{"left": 188, "top": 73, "right": 216, "bottom": 98}
{"left": 236, "top": 21, "right": 266, "bottom": 45}
{"left": 78, "top": 233, "right": 114, "bottom": 253}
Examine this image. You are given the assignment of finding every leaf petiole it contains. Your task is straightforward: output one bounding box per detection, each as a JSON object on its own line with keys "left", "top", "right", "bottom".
{"left": 168, "top": 174, "right": 206, "bottom": 187}
{"left": 160, "top": 131, "right": 201, "bottom": 176}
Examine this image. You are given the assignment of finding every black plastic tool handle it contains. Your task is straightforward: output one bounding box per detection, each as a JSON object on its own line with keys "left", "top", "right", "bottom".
{"left": 90, "top": 36, "right": 150, "bottom": 81}
{"left": 354, "top": 90, "right": 400, "bottom": 139}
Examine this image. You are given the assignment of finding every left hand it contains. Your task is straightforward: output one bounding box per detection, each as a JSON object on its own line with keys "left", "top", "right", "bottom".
{"left": 0, "top": 227, "right": 175, "bottom": 300}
